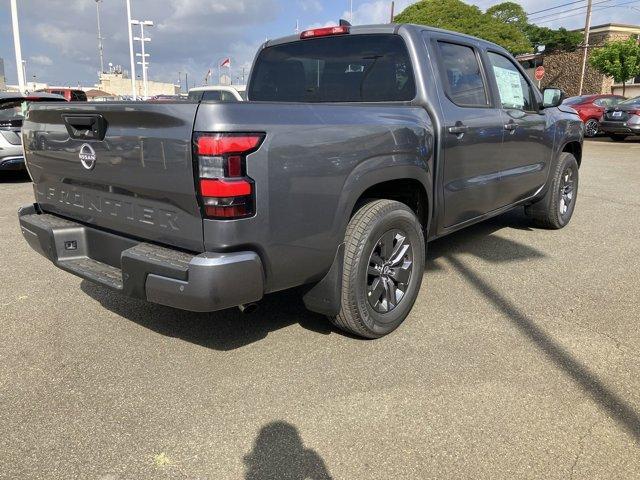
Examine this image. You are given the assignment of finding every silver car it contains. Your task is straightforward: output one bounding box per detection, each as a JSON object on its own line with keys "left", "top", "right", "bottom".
{"left": 0, "top": 92, "right": 66, "bottom": 172}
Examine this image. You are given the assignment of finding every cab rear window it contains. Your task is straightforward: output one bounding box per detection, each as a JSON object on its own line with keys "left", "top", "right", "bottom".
{"left": 249, "top": 34, "right": 415, "bottom": 102}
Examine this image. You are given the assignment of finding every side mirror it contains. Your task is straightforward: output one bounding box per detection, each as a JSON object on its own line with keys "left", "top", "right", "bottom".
{"left": 542, "top": 87, "right": 565, "bottom": 108}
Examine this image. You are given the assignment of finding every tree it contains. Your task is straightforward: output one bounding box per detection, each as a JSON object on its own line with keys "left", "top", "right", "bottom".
{"left": 524, "top": 25, "right": 583, "bottom": 52}
{"left": 395, "top": 0, "right": 582, "bottom": 55}
{"left": 395, "top": 0, "right": 532, "bottom": 55}
{"left": 487, "top": 2, "right": 582, "bottom": 52}
{"left": 590, "top": 38, "right": 640, "bottom": 96}
{"left": 486, "top": 1, "right": 527, "bottom": 28}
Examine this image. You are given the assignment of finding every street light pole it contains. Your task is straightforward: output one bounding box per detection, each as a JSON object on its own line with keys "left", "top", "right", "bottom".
{"left": 95, "top": 0, "right": 105, "bottom": 74}
{"left": 126, "top": 0, "right": 136, "bottom": 100}
{"left": 10, "top": 0, "right": 26, "bottom": 92}
{"left": 133, "top": 20, "right": 153, "bottom": 98}
{"left": 578, "top": 0, "right": 593, "bottom": 96}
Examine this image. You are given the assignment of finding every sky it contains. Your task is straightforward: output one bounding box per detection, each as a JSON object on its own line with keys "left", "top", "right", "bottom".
{"left": 1, "top": 0, "right": 640, "bottom": 89}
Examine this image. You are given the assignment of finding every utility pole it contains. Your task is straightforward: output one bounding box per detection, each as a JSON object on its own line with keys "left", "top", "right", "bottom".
{"left": 126, "top": 0, "right": 136, "bottom": 99}
{"left": 133, "top": 20, "right": 153, "bottom": 98}
{"left": 350, "top": 0, "right": 354, "bottom": 23}
{"left": 95, "top": 0, "right": 105, "bottom": 74}
{"left": 390, "top": 1, "right": 395, "bottom": 22}
{"left": 10, "top": 0, "right": 26, "bottom": 92}
{"left": 578, "top": 0, "right": 593, "bottom": 96}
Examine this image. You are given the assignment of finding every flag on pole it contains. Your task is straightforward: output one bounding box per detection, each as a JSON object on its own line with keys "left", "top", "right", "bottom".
{"left": 220, "top": 58, "right": 231, "bottom": 68}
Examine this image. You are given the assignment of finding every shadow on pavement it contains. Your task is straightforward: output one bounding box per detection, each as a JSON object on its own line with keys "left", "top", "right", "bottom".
{"left": 0, "top": 170, "right": 31, "bottom": 183}
{"left": 81, "top": 208, "right": 538, "bottom": 351}
{"left": 81, "top": 281, "right": 333, "bottom": 351}
{"left": 427, "top": 208, "right": 542, "bottom": 269}
{"left": 446, "top": 255, "right": 640, "bottom": 441}
{"left": 244, "top": 421, "right": 333, "bottom": 480}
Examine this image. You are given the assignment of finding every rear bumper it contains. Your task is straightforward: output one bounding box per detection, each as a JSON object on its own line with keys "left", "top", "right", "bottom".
{"left": 0, "top": 155, "right": 25, "bottom": 170}
{"left": 18, "top": 204, "right": 264, "bottom": 312}
{"left": 600, "top": 121, "right": 640, "bottom": 136}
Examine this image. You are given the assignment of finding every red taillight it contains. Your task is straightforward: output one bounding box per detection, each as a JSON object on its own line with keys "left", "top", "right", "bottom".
{"left": 194, "top": 133, "right": 264, "bottom": 219}
{"left": 200, "top": 179, "right": 252, "bottom": 197}
{"left": 197, "top": 135, "right": 262, "bottom": 156}
{"left": 300, "top": 26, "right": 349, "bottom": 39}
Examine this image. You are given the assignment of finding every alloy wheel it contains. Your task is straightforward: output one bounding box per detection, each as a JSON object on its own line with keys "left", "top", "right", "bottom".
{"left": 584, "top": 119, "right": 599, "bottom": 138}
{"left": 366, "top": 229, "right": 413, "bottom": 313}
{"left": 559, "top": 167, "right": 575, "bottom": 216}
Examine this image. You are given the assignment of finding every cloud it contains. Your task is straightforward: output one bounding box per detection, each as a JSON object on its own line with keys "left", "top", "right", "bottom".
{"left": 298, "top": 0, "right": 323, "bottom": 13}
{"left": 29, "top": 55, "right": 53, "bottom": 66}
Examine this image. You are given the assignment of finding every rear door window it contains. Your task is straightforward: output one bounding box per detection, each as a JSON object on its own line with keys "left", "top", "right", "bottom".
{"left": 436, "top": 42, "right": 488, "bottom": 107}
{"left": 249, "top": 34, "right": 415, "bottom": 102}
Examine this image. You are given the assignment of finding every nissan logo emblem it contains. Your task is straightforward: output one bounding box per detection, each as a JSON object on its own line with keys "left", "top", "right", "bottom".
{"left": 79, "top": 143, "right": 97, "bottom": 170}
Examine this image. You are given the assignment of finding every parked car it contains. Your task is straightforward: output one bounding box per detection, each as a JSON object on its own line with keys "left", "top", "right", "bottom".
{"left": 599, "top": 96, "right": 640, "bottom": 141}
{"left": 18, "top": 24, "right": 583, "bottom": 338}
{"left": 0, "top": 92, "right": 66, "bottom": 172}
{"left": 37, "top": 88, "right": 87, "bottom": 102}
{"left": 563, "top": 94, "right": 626, "bottom": 137}
{"left": 187, "top": 85, "right": 245, "bottom": 102}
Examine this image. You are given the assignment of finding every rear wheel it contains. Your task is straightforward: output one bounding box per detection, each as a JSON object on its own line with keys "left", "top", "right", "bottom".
{"left": 584, "top": 119, "right": 599, "bottom": 138}
{"left": 609, "top": 134, "right": 628, "bottom": 142}
{"left": 331, "top": 200, "right": 425, "bottom": 339}
{"left": 525, "top": 152, "right": 579, "bottom": 229}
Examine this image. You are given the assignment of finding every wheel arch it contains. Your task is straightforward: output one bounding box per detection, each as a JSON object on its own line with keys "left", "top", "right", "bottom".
{"left": 562, "top": 140, "right": 583, "bottom": 167}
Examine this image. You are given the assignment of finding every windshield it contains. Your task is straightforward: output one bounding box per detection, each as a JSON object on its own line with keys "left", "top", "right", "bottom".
{"left": 0, "top": 97, "right": 66, "bottom": 125}
{"left": 0, "top": 100, "right": 28, "bottom": 123}
{"left": 620, "top": 96, "right": 640, "bottom": 105}
{"left": 249, "top": 34, "right": 415, "bottom": 102}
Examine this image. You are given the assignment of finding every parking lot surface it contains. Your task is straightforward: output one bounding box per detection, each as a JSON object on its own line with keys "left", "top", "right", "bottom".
{"left": 1, "top": 139, "right": 639, "bottom": 479}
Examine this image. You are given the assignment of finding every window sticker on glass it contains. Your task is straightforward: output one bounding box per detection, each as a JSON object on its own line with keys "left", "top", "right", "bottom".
{"left": 492, "top": 65, "right": 525, "bottom": 109}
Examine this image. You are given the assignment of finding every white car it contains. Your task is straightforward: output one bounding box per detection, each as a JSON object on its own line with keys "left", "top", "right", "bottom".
{"left": 187, "top": 86, "right": 246, "bottom": 102}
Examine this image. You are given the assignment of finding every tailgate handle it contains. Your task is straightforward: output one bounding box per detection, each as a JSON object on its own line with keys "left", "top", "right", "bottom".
{"left": 62, "top": 114, "right": 108, "bottom": 141}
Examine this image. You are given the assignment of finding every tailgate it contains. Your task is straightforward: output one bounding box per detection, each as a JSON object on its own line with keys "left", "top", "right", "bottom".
{"left": 22, "top": 102, "right": 203, "bottom": 252}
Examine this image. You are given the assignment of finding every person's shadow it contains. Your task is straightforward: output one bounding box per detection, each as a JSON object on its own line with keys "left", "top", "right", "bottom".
{"left": 244, "top": 421, "right": 333, "bottom": 480}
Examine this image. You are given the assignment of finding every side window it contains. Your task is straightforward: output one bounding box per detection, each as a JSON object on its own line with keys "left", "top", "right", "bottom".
{"left": 201, "top": 90, "right": 222, "bottom": 101}
{"left": 220, "top": 91, "right": 238, "bottom": 102}
{"left": 487, "top": 52, "right": 536, "bottom": 111}
{"left": 437, "top": 41, "right": 488, "bottom": 107}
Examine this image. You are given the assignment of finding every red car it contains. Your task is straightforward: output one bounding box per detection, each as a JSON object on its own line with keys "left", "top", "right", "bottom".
{"left": 563, "top": 94, "right": 626, "bottom": 137}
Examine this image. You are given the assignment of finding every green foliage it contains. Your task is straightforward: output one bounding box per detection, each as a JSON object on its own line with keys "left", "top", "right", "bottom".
{"left": 395, "top": 0, "right": 532, "bottom": 55}
{"left": 395, "top": 0, "right": 582, "bottom": 55}
{"left": 486, "top": 1, "right": 527, "bottom": 28}
{"left": 524, "top": 25, "right": 583, "bottom": 52}
{"left": 589, "top": 38, "right": 640, "bottom": 94}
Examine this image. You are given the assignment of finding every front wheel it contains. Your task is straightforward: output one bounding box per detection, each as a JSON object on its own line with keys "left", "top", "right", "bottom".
{"left": 525, "top": 152, "right": 579, "bottom": 229}
{"left": 584, "top": 119, "right": 599, "bottom": 138}
{"left": 331, "top": 200, "right": 425, "bottom": 339}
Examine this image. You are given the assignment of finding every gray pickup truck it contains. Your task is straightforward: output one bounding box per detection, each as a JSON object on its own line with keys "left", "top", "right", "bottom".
{"left": 18, "top": 24, "right": 583, "bottom": 338}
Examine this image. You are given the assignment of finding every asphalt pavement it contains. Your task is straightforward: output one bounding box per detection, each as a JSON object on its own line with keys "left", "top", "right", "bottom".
{"left": 1, "top": 139, "right": 639, "bottom": 479}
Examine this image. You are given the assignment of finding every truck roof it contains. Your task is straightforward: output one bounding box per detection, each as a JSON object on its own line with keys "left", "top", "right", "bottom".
{"left": 263, "top": 23, "right": 510, "bottom": 54}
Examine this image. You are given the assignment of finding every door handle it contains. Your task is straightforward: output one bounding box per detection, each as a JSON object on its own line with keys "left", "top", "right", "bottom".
{"left": 504, "top": 122, "right": 519, "bottom": 132}
{"left": 447, "top": 124, "right": 469, "bottom": 135}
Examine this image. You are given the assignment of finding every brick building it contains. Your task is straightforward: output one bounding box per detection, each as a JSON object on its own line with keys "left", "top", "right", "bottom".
{"left": 518, "top": 23, "right": 640, "bottom": 97}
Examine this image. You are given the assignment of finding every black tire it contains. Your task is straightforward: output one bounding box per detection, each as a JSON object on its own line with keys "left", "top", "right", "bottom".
{"left": 584, "top": 119, "right": 599, "bottom": 138}
{"left": 331, "top": 200, "right": 425, "bottom": 339}
{"left": 609, "top": 134, "right": 627, "bottom": 142}
{"left": 525, "top": 152, "right": 579, "bottom": 229}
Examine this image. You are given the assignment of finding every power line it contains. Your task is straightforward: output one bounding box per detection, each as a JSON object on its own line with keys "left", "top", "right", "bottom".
{"left": 534, "top": 0, "right": 640, "bottom": 23}
{"left": 528, "top": 0, "right": 616, "bottom": 21}
{"left": 527, "top": 0, "right": 586, "bottom": 17}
